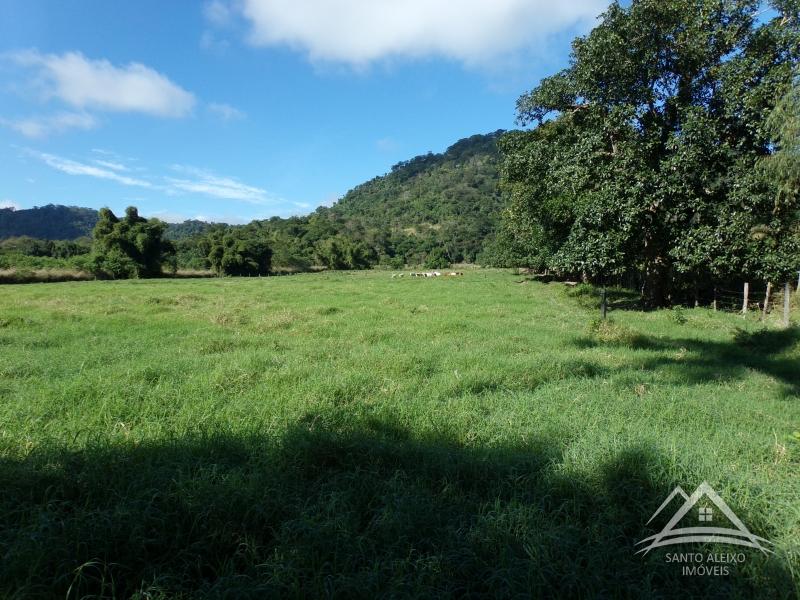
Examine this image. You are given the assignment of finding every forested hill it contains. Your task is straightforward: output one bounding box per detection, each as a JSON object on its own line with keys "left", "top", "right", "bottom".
{"left": 0, "top": 205, "right": 98, "bottom": 240}
{"left": 328, "top": 131, "right": 502, "bottom": 225}
{"left": 317, "top": 130, "right": 504, "bottom": 263}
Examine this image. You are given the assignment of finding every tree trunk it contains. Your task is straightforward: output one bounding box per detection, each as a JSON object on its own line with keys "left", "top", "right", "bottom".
{"left": 642, "top": 261, "right": 668, "bottom": 308}
{"left": 641, "top": 232, "right": 669, "bottom": 308}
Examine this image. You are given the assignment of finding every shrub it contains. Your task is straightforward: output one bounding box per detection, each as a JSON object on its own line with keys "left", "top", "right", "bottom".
{"left": 588, "top": 318, "right": 644, "bottom": 347}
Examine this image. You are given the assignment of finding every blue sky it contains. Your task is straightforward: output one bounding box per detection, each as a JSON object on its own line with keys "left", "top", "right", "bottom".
{"left": 0, "top": 0, "right": 609, "bottom": 223}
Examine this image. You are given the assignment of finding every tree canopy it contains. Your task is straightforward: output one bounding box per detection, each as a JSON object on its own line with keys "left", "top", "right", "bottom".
{"left": 502, "top": 0, "right": 800, "bottom": 305}
{"left": 207, "top": 229, "right": 272, "bottom": 276}
{"left": 91, "top": 207, "right": 175, "bottom": 278}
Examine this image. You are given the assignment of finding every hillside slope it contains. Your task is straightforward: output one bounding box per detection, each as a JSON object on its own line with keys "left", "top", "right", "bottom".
{"left": 319, "top": 130, "right": 504, "bottom": 263}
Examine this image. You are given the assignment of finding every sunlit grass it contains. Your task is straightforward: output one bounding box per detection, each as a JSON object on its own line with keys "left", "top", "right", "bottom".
{"left": 0, "top": 270, "right": 798, "bottom": 598}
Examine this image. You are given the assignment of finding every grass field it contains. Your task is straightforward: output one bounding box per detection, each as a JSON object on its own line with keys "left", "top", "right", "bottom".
{"left": 0, "top": 270, "right": 798, "bottom": 598}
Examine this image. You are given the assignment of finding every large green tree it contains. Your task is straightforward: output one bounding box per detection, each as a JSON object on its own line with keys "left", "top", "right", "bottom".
{"left": 755, "top": 73, "right": 800, "bottom": 282}
{"left": 91, "top": 207, "right": 174, "bottom": 278}
{"left": 503, "top": 0, "right": 799, "bottom": 305}
{"left": 207, "top": 230, "right": 272, "bottom": 276}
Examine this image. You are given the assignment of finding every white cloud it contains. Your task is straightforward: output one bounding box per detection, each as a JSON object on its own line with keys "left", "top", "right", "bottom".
{"left": 1, "top": 111, "right": 98, "bottom": 138}
{"left": 0, "top": 199, "right": 20, "bottom": 210}
{"left": 167, "top": 166, "right": 275, "bottom": 204}
{"left": 10, "top": 50, "right": 195, "bottom": 117}
{"left": 23, "top": 147, "right": 280, "bottom": 209}
{"left": 208, "top": 102, "right": 245, "bottom": 121}
{"left": 233, "top": 0, "right": 607, "bottom": 66}
{"left": 28, "top": 149, "right": 153, "bottom": 188}
{"left": 204, "top": 0, "right": 233, "bottom": 26}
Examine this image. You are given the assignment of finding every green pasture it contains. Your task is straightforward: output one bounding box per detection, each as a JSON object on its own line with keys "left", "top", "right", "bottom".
{"left": 0, "top": 270, "right": 798, "bottom": 598}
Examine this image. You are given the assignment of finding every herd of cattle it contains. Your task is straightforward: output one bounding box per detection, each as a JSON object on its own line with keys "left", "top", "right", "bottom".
{"left": 391, "top": 271, "right": 464, "bottom": 279}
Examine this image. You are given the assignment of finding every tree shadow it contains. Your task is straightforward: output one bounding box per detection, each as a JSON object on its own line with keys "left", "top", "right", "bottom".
{"left": 0, "top": 411, "right": 795, "bottom": 598}
{"left": 574, "top": 326, "right": 800, "bottom": 398}
{"left": 564, "top": 284, "right": 646, "bottom": 312}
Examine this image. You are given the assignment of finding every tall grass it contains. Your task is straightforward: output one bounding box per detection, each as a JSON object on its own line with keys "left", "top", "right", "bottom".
{"left": 0, "top": 271, "right": 798, "bottom": 597}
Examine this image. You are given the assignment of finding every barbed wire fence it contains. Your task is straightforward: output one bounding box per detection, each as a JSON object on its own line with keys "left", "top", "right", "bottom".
{"left": 703, "top": 276, "right": 798, "bottom": 326}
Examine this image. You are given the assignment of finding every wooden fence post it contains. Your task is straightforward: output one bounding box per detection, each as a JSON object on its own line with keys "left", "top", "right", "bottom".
{"left": 600, "top": 286, "right": 608, "bottom": 320}
{"left": 784, "top": 282, "right": 791, "bottom": 328}
{"left": 762, "top": 282, "right": 772, "bottom": 320}
{"left": 742, "top": 282, "right": 749, "bottom": 317}
{"left": 712, "top": 287, "right": 718, "bottom": 312}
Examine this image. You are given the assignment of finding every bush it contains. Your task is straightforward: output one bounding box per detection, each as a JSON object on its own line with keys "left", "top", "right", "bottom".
{"left": 588, "top": 318, "right": 644, "bottom": 347}
{"left": 208, "top": 231, "right": 272, "bottom": 276}
{"left": 423, "top": 248, "right": 450, "bottom": 269}
{"left": 670, "top": 306, "right": 688, "bottom": 325}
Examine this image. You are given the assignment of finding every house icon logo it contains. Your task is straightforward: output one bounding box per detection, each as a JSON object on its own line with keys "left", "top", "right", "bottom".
{"left": 635, "top": 482, "right": 773, "bottom": 555}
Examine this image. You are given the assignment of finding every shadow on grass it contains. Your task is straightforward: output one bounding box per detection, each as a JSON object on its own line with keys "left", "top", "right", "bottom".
{"left": 0, "top": 411, "right": 795, "bottom": 598}
{"left": 565, "top": 284, "right": 645, "bottom": 311}
{"left": 575, "top": 326, "right": 800, "bottom": 398}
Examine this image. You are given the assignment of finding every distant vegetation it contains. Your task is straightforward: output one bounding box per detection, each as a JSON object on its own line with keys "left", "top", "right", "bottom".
{"left": 0, "top": 204, "right": 97, "bottom": 240}
{"left": 1, "top": 132, "right": 505, "bottom": 278}
{"left": 164, "top": 219, "right": 220, "bottom": 241}
{"left": 176, "top": 131, "right": 505, "bottom": 272}
{"left": 206, "top": 228, "right": 272, "bottom": 276}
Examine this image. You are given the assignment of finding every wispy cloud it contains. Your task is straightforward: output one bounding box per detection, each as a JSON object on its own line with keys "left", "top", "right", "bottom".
{"left": 0, "top": 199, "right": 20, "bottom": 210}
{"left": 167, "top": 165, "right": 275, "bottom": 204}
{"left": 24, "top": 148, "right": 281, "bottom": 208}
{"left": 203, "top": 0, "right": 234, "bottom": 26}
{"left": 92, "top": 159, "right": 129, "bottom": 172}
{"left": 146, "top": 210, "right": 192, "bottom": 223}
{"left": 376, "top": 137, "right": 399, "bottom": 152}
{"left": 0, "top": 111, "right": 98, "bottom": 138}
{"left": 8, "top": 50, "right": 195, "bottom": 117}
{"left": 208, "top": 102, "right": 245, "bottom": 121}
{"left": 27, "top": 149, "right": 153, "bottom": 188}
